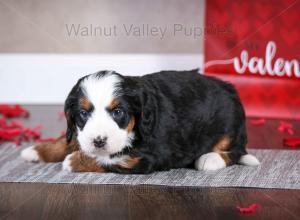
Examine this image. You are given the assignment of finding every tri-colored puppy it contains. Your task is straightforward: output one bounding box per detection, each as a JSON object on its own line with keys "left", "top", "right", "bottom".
{"left": 21, "top": 70, "right": 260, "bottom": 173}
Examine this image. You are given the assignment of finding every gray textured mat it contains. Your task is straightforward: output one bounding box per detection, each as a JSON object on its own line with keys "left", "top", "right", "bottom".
{"left": 0, "top": 144, "right": 299, "bottom": 189}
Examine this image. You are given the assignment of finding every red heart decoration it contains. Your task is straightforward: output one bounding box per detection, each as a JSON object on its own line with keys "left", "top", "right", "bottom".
{"left": 256, "top": 90, "right": 279, "bottom": 108}
{"left": 239, "top": 85, "right": 261, "bottom": 105}
{"left": 286, "top": 96, "right": 300, "bottom": 107}
{"left": 282, "top": 0, "right": 298, "bottom": 7}
{"left": 281, "top": 10, "right": 299, "bottom": 27}
{"left": 215, "top": 0, "right": 228, "bottom": 8}
{"left": 281, "top": 83, "right": 300, "bottom": 98}
{"left": 255, "top": 3, "right": 273, "bottom": 21}
{"left": 278, "top": 83, "right": 300, "bottom": 116}
{"left": 212, "top": 10, "right": 229, "bottom": 26}
{"left": 231, "top": 2, "right": 250, "bottom": 18}
{"left": 254, "top": 20, "right": 274, "bottom": 38}
{"left": 232, "top": 20, "right": 250, "bottom": 39}
{"left": 280, "top": 28, "right": 300, "bottom": 46}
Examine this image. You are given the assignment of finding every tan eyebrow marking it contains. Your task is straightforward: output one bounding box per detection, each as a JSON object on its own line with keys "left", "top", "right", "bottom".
{"left": 79, "top": 97, "right": 92, "bottom": 110}
{"left": 108, "top": 97, "right": 120, "bottom": 110}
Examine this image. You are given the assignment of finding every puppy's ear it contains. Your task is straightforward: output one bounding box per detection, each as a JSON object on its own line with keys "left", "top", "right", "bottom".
{"left": 138, "top": 90, "right": 158, "bottom": 140}
{"left": 64, "top": 83, "right": 81, "bottom": 143}
{"left": 121, "top": 76, "right": 157, "bottom": 139}
{"left": 64, "top": 99, "right": 77, "bottom": 143}
{"left": 63, "top": 76, "right": 88, "bottom": 143}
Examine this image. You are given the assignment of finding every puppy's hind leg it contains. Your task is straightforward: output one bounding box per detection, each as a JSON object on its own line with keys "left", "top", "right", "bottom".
{"left": 195, "top": 152, "right": 227, "bottom": 171}
{"left": 195, "top": 136, "right": 231, "bottom": 171}
{"left": 21, "top": 135, "right": 79, "bottom": 163}
{"left": 195, "top": 135, "right": 260, "bottom": 171}
{"left": 238, "top": 154, "right": 260, "bottom": 166}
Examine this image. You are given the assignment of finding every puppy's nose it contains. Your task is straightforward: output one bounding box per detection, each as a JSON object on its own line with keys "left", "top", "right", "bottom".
{"left": 93, "top": 136, "right": 107, "bottom": 148}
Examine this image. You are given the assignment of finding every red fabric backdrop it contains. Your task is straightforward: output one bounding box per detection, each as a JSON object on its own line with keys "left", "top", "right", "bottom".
{"left": 204, "top": 0, "right": 300, "bottom": 119}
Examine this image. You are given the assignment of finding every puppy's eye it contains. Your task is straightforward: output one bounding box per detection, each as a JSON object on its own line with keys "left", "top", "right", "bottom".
{"left": 111, "top": 108, "right": 124, "bottom": 120}
{"left": 79, "top": 109, "right": 89, "bottom": 120}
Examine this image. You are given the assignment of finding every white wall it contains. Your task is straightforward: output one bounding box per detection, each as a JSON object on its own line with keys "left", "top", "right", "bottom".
{"left": 0, "top": 54, "right": 203, "bottom": 104}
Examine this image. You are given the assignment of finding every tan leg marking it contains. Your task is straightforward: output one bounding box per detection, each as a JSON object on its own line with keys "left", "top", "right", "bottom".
{"left": 118, "top": 157, "right": 141, "bottom": 169}
{"left": 35, "top": 136, "right": 79, "bottom": 162}
{"left": 126, "top": 117, "right": 135, "bottom": 132}
{"left": 66, "top": 151, "right": 105, "bottom": 172}
{"left": 212, "top": 136, "right": 232, "bottom": 165}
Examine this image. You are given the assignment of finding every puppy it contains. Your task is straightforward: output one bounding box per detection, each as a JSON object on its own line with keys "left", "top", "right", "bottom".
{"left": 21, "top": 70, "right": 259, "bottom": 173}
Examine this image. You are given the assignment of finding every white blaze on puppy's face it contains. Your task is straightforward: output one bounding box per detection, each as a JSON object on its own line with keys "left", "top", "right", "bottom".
{"left": 77, "top": 73, "right": 134, "bottom": 156}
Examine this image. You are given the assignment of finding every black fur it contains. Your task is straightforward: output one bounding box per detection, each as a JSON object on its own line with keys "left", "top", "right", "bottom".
{"left": 64, "top": 76, "right": 89, "bottom": 142}
{"left": 65, "top": 70, "right": 248, "bottom": 174}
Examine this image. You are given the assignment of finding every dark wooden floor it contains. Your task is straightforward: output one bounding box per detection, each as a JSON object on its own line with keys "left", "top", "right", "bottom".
{"left": 0, "top": 106, "right": 299, "bottom": 220}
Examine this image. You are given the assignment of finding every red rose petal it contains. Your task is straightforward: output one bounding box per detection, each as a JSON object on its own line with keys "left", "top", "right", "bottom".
{"left": 278, "top": 121, "right": 294, "bottom": 135}
{"left": 236, "top": 203, "right": 260, "bottom": 214}
{"left": 283, "top": 138, "right": 300, "bottom": 148}
{"left": 0, "top": 105, "right": 29, "bottom": 118}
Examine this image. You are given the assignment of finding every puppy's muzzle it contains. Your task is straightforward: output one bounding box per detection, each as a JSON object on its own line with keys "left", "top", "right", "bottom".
{"left": 93, "top": 136, "right": 107, "bottom": 148}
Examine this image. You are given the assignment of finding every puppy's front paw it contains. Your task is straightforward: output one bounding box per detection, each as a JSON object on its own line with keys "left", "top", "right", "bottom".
{"left": 195, "top": 152, "right": 226, "bottom": 171}
{"left": 21, "top": 146, "right": 40, "bottom": 162}
{"left": 62, "top": 153, "right": 74, "bottom": 172}
{"left": 62, "top": 151, "right": 105, "bottom": 173}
